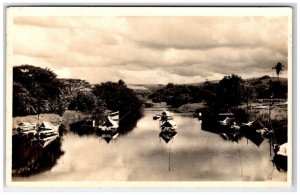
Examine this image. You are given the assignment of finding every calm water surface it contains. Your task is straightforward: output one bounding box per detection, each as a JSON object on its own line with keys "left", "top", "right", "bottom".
{"left": 14, "top": 110, "right": 287, "bottom": 181}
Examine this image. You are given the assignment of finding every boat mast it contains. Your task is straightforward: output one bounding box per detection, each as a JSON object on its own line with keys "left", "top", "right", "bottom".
{"left": 168, "top": 143, "right": 171, "bottom": 171}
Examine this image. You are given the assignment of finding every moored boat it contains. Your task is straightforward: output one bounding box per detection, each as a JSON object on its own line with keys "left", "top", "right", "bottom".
{"left": 97, "top": 111, "right": 120, "bottom": 143}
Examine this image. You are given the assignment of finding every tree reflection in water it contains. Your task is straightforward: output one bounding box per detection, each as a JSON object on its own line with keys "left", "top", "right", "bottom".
{"left": 12, "top": 135, "right": 64, "bottom": 176}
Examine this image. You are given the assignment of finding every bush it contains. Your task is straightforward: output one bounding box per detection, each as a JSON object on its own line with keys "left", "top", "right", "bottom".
{"left": 68, "top": 92, "right": 104, "bottom": 113}
{"left": 93, "top": 80, "right": 143, "bottom": 117}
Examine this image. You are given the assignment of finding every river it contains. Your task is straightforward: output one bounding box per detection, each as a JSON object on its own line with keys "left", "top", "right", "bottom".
{"left": 14, "top": 110, "right": 287, "bottom": 181}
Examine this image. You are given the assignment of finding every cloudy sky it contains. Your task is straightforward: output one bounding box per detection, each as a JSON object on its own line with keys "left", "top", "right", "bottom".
{"left": 12, "top": 14, "right": 289, "bottom": 84}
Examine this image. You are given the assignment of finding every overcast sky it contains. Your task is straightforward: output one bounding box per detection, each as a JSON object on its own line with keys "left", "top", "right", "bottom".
{"left": 12, "top": 16, "right": 289, "bottom": 84}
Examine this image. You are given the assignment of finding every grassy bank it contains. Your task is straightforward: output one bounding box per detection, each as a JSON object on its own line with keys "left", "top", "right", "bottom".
{"left": 175, "top": 103, "right": 206, "bottom": 113}
{"left": 13, "top": 110, "right": 89, "bottom": 132}
{"left": 246, "top": 102, "right": 288, "bottom": 145}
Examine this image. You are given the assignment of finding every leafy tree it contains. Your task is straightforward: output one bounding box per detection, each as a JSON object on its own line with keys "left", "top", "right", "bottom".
{"left": 166, "top": 83, "right": 174, "bottom": 88}
{"left": 68, "top": 91, "right": 105, "bottom": 113}
{"left": 269, "top": 79, "right": 288, "bottom": 99}
{"left": 13, "top": 65, "right": 64, "bottom": 116}
{"left": 93, "top": 80, "right": 142, "bottom": 118}
{"left": 13, "top": 82, "right": 36, "bottom": 116}
{"left": 216, "top": 74, "right": 244, "bottom": 111}
{"left": 118, "top": 79, "right": 126, "bottom": 86}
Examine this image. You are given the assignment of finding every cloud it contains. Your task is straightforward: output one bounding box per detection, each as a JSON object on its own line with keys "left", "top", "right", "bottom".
{"left": 14, "top": 16, "right": 130, "bottom": 33}
{"left": 11, "top": 16, "right": 289, "bottom": 84}
{"left": 126, "top": 17, "right": 288, "bottom": 51}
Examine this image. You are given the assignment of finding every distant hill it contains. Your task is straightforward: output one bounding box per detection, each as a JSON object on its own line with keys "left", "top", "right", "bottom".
{"left": 127, "top": 84, "right": 150, "bottom": 91}
{"left": 127, "top": 84, "right": 166, "bottom": 93}
{"left": 244, "top": 76, "right": 287, "bottom": 86}
{"left": 145, "top": 75, "right": 288, "bottom": 108}
{"left": 170, "top": 76, "right": 287, "bottom": 87}
{"left": 133, "top": 75, "right": 288, "bottom": 90}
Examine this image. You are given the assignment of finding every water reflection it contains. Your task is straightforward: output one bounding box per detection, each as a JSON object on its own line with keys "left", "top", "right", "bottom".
{"left": 273, "top": 154, "right": 287, "bottom": 172}
{"left": 12, "top": 135, "right": 64, "bottom": 176}
{"left": 200, "top": 114, "right": 288, "bottom": 173}
{"left": 69, "top": 111, "right": 142, "bottom": 139}
{"left": 153, "top": 110, "right": 178, "bottom": 172}
{"left": 159, "top": 131, "right": 177, "bottom": 143}
{"left": 13, "top": 110, "right": 287, "bottom": 181}
{"left": 201, "top": 117, "right": 270, "bottom": 147}
{"left": 272, "top": 143, "right": 288, "bottom": 171}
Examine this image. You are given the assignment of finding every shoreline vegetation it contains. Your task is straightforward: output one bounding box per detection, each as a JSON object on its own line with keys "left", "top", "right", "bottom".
{"left": 12, "top": 65, "right": 288, "bottom": 176}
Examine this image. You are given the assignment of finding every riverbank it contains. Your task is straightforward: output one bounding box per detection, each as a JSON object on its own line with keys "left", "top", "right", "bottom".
{"left": 12, "top": 101, "right": 288, "bottom": 177}
{"left": 12, "top": 111, "right": 89, "bottom": 176}
{"left": 156, "top": 101, "right": 288, "bottom": 145}
{"left": 12, "top": 135, "right": 64, "bottom": 176}
{"left": 12, "top": 109, "right": 144, "bottom": 176}
{"left": 13, "top": 110, "right": 89, "bottom": 130}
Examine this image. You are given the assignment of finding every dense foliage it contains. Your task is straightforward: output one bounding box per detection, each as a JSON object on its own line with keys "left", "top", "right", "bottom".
{"left": 148, "top": 74, "right": 287, "bottom": 111}
{"left": 13, "top": 65, "right": 65, "bottom": 116}
{"left": 215, "top": 74, "right": 245, "bottom": 110}
{"left": 13, "top": 65, "right": 287, "bottom": 118}
{"left": 149, "top": 83, "right": 211, "bottom": 107}
{"left": 13, "top": 65, "right": 144, "bottom": 119}
{"left": 93, "top": 80, "right": 143, "bottom": 118}
{"left": 93, "top": 80, "right": 142, "bottom": 116}
{"left": 68, "top": 91, "right": 105, "bottom": 113}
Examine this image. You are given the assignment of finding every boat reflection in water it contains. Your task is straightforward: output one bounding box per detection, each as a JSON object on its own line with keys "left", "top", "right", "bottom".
{"left": 200, "top": 112, "right": 288, "bottom": 172}
{"left": 159, "top": 131, "right": 177, "bottom": 144}
{"left": 12, "top": 121, "right": 63, "bottom": 176}
{"left": 200, "top": 112, "right": 273, "bottom": 147}
{"left": 273, "top": 142, "right": 288, "bottom": 172}
{"left": 159, "top": 120, "right": 177, "bottom": 143}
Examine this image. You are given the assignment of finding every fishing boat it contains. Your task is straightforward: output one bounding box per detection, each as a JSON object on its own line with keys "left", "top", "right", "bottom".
{"left": 275, "top": 143, "right": 288, "bottom": 157}
{"left": 37, "top": 122, "right": 60, "bottom": 148}
{"left": 219, "top": 117, "right": 235, "bottom": 126}
{"left": 98, "top": 116, "right": 119, "bottom": 132}
{"left": 153, "top": 114, "right": 161, "bottom": 120}
{"left": 160, "top": 120, "right": 177, "bottom": 132}
{"left": 37, "top": 122, "right": 59, "bottom": 136}
{"left": 15, "top": 122, "right": 37, "bottom": 137}
{"left": 160, "top": 110, "right": 174, "bottom": 121}
{"left": 109, "top": 111, "right": 119, "bottom": 121}
{"left": 153, "top": 110, "right": 178, "bottom": 143}
{"left": 241, "top": 120, "right": 254, "bottom": 126}
{"left": 97, "top": 111, "right": 120, "bottom": 143}
{"left": 159, "top": 111, "right": 178, "bottom": 143}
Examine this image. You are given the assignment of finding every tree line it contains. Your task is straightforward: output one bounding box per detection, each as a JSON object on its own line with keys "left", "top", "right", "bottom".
{"left": 13, "top": 63, "right": 287, "bottom": 117}
{"left": 13, "top": 65, "right": 142, "bottom": 118}
{"left": 149, "top": 73, "right": 287, "bottom": 112}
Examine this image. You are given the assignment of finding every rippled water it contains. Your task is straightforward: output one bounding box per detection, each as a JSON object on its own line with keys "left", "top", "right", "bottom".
{"left": 14, "top": 110, "right": 287, "bottom": 181}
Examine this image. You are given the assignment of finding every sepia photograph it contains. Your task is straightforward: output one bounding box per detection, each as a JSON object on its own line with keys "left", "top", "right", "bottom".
{"left": 5, "top": 6, "right": 293, "bottom": 189}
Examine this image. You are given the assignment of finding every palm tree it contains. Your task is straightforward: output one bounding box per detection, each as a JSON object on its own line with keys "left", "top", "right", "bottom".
{"left": 272, "top": 62, "right": 284, "bottom": 82}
